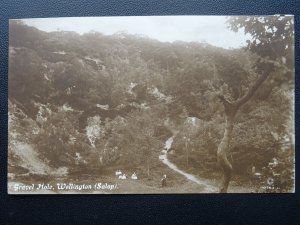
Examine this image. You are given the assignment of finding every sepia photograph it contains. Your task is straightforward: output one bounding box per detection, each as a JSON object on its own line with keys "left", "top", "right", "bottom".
{"left": 8, "top": 16, "right": 294, "bottom": 194}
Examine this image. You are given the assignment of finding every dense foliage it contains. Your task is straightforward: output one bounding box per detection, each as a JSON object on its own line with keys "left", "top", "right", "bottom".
{"left": 8, "top": 19, "right": 294, "bottom": 191}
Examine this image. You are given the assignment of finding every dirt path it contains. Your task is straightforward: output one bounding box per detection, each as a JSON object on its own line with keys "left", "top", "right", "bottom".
{"left": 159, "top": 136, "right": 218, "bottom": 193}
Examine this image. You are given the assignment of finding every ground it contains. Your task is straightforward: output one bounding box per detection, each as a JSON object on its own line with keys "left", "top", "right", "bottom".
{"left": 8, "top": 138, "right": 255, "bottom": 194}
{"left": 8, "top": 163, "right": 254, "bottom": 194}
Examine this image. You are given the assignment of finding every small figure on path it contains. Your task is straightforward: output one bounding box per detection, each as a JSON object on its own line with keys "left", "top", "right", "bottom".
{"left": 131, "top": 172, "right": 138, "bottom": 180}
{"left": 115, "top": 169, "right": 122, "bottom": 176}
{"left": 118, "top": 172, "right": 126, "bottom": 180}
{"left": 161, "top": 174, "right": 167, "bottom": 187}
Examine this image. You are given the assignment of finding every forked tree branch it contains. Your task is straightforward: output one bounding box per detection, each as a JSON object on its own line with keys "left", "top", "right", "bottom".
{"left": 235, "top": 71, "right": 269, "bottom": 108}
{"left": 217, "top": 94, "right": 230, "bottom": 105}
{"left": 217, "top": 94, "right": 237, "bottom": 117}
{"left": 229, "top": 56, "right": 291, "bottom": 109}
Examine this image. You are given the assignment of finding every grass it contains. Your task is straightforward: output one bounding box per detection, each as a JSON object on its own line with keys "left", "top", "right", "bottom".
{"left": 8, "top": 153, "right": 256, "bottom": 194}
{"left": 8, "top": 162, "right": 210, "bottom": 194}
{"left": 167, "top": 153, "right": 254, "bottom": 193}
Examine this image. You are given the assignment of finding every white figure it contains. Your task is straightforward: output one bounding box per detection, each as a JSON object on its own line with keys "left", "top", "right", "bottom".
{"left": 116, "top": 170, "right": 122, "bottom": 176}
{"left": 273, "top": 158, "right": 279, "bottom": 166}
{"left": 118, "top": 175, "right": 123, "bottom": 179}
{"left": 251, "top": 166, "right": 256, "bottom": 174}
{"left": 131, "top": 172, "right": 138, "bottom": 180}
{"left": 75, "top": 152, "right": 82, "bottom": 165}
{"left": 122, "top": 174, "right": 127, "bottom": 180}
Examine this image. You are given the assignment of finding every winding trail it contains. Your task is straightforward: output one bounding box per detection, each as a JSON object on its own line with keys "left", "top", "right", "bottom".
{"left": 159, "top": 136, "right": 217, "bottom": 193}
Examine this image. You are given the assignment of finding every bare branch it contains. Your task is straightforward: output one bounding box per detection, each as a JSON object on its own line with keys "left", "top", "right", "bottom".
{"left": 235, "top": 56, "right": 293, "bottom": 108}
{"left": 217, "top": 94, "right": 238, "bottom": 117}
{"left": 217, "top": 94, "right": 230, "bottom": 105}
{"left": 235, "top": 72, "right": 269, "bottom": 108}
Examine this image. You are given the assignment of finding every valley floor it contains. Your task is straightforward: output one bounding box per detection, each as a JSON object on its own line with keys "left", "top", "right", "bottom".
{"left": 8, "top": 166, "right": 254, "bottom": 194}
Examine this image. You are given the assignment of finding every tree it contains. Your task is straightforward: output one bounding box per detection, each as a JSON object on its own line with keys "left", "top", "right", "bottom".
{"left": 125, "top": 109, "right": 163, "bottom": 178}
{"left": 216, "top": 16, "right": 294, "bottom": 192}
{"left": 35, "top": 111, "right": 91, "bottom": 168}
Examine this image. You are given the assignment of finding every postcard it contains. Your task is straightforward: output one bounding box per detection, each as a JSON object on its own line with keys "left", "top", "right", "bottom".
{"left": 8, "top": 16, "right": 294, "bottom": 194}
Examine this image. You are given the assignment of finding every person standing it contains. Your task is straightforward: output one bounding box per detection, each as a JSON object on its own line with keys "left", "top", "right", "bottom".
{"left": 161, "top": 174, "right": 167, "bottom": 187}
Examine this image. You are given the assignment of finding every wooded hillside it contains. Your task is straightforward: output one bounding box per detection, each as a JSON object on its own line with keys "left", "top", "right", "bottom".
{"left": 8, "top": 19, "right": 294, "bottom": 193}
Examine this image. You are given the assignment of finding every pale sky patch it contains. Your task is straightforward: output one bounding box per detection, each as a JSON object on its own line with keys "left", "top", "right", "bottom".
{"left": 20, "top": 16, "right": 251, "bottom": 49}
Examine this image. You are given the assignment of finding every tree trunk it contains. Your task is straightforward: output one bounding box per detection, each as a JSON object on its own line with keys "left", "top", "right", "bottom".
{"left": 217, "top": 113, "right": 235, "bottom": 193}
{"left": 215, "top": 65, "right": 271, "bottom": 193}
